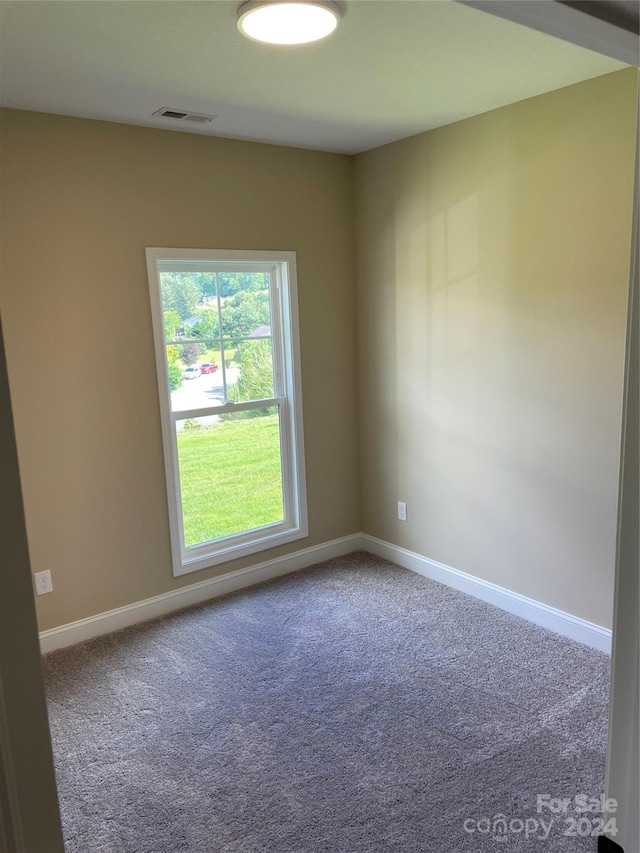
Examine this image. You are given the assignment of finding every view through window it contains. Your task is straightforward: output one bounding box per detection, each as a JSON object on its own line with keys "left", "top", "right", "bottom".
{"left": 147, "top": 250, "right": 307, "bottom": 575}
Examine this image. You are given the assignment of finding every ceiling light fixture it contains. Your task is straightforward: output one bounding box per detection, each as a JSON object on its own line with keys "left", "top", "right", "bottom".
{"left": 237, "top": 1, "right": 341, "bottom": 45}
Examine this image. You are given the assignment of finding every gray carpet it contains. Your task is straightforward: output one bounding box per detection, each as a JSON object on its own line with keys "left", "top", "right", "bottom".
{"left": 43, "top": 552, "right": 611, "bottom": 853}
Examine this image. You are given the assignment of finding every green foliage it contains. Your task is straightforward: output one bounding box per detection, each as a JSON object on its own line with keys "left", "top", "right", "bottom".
{"left": 200, "top": 273, "right": 216, "bottom": 299}
{"left": 166, "top": 344, "right": 181, "bottom": 364}
{"left": 167, "top": 362, "right": 182, "bottom": 392}
{"left": 160, "top": 273, "right": 202, "bottom": 320}
{"left": 160, "top": 271, "right": 267, "bottom": 319}
{"left": 220, "top": 291, "right": 270, "bottom": 339}
{"left": 227, "top": 340, "right": 273, "bottom": 417}
{"left": 218, "top": 272, "right": 267, "bottom": 298}
{"left": 190, "top": 309, "right": 219, "bottom": 340}
{"left": 163, "top": 310, "right": 182, "bottom": 340}
{"left": 160, "top": 271, "right": 270, "bottom": 342}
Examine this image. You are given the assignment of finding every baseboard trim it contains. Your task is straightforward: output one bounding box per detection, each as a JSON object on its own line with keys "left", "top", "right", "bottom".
{"left": 361, "top": 534, "right": 612, "bottom": 654}
{"left": 39, "top": 532, "right": 612, "bottom": 655}
{"left": 38, "top": 533, "right": 363, "bottom": 653}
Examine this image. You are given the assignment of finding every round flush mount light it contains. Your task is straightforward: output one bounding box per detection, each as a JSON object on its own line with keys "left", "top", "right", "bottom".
{"left": 237, "top": 0, "right": 341, "bottom": 45}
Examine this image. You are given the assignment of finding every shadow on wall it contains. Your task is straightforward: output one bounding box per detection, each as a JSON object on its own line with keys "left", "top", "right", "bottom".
{"left": 356, "top": 72, "right": 635, "bottom": 628}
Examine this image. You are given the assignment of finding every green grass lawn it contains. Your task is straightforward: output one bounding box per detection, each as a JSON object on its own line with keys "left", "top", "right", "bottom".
{"left": 177, "top": 412, "right": 284, "bottom": 547}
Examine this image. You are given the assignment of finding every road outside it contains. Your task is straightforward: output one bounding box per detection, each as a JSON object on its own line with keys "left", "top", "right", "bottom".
{"left": 172, "top": 367, "right": 239, "bottom": 428}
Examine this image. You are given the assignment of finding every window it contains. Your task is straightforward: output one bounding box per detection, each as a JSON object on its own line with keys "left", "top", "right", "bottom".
{"left": 146, "top": 248, "right": 307, "bottom": 576}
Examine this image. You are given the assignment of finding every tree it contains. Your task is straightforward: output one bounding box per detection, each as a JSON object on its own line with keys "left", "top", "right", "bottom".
{"left": 190, "top": 309, "right": 219, "bottom": 340}
{"left": 200, "top": 273, "right": 216, "bottom": 299}
{"left": 218, "top": 272, "right": 267, "bottom": 298}
{"left": 161, "top": 272, "right": 270, "bottom": 343}
{"left": 167, "top": 362, "right": 182, "bottom": 392}
{"left": 226, "top": 340, "right": 273, "bottom": 418}
{"left": 220, "top": 291, "right": 270, "bottom": 339}
{"left": 166, "top": 344, "right": 181, "bottom": 364}
{"left": 180, "top": 342, "right": 202, "bottom": 364}
{"left": 160, "top": 273, "right": 202, "bottom": 320}
{"left": 163, "top": 310, "right": 182, "bottom": 340}
{"left": 166, "top": 342, "right": 183, "bottom": 391}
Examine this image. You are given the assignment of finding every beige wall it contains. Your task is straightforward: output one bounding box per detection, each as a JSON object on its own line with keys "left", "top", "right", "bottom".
{"left": 0, "top": 316, "right": 64, "bottom": 852}
{"left": 0, "top": 110, "right": 360, "bottom": 631}
{"left": 1, "top": 69, "right": 636, "bottom": 636}
{"left": 354, "top": 69, "right": 637, "bottom": 628}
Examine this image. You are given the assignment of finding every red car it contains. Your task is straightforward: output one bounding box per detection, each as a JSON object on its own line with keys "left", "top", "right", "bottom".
{"left": 199, "top": 362, "right": 219, "bottom": 374}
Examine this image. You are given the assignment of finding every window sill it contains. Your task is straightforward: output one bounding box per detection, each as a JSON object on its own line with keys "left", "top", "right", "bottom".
{"left": 173, "top": 523, "right": 309, "bottom": 577}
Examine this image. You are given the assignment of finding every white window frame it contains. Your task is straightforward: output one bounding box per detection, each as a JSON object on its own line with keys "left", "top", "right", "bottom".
{"left": 146, "top": 248, "right": 308, "bottom": 577}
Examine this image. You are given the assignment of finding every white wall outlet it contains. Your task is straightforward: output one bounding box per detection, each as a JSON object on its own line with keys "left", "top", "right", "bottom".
{"left": 397, "top": 501, "right": 407, "bottom": 522}
{"left": 34, "top": 570, "right": 53, "bottom": 596}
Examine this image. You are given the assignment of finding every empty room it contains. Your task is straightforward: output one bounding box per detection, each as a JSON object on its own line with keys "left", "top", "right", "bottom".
{"left": 0, "top": 1, "right": 638, "bottom": 852}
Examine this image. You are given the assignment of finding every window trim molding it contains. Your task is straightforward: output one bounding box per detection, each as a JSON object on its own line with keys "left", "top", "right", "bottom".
{"left": 146, "top": 247, "right": 308, "bottom": 577}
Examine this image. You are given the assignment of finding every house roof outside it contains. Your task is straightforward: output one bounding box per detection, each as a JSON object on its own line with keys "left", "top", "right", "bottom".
{"left": 183, "top": 316, "right": 203, "bottom": 329}
{"left": 249, "top": 325, "right": 271, "bottom": 338}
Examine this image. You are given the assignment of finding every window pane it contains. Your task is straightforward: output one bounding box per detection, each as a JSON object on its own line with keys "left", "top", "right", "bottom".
{"left": 226, "top": 338, "right": 275, "bottom": 403}
{"left": 160, "top": 272, "right": 219, "bottom": 342}
{"left": 148, "top": 250, "right": 307, "bottom": 576}
{"left": 176, "top": 408, "right": 284, "bottom": 548}
{"left": 167, "top": 346, "right": 224, "bottom": 412}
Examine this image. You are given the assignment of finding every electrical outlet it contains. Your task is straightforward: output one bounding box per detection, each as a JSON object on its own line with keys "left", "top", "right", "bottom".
{"left": 397, "top": 501, "right": 407, "bottom": 522}
{"left": 34, "top": 570, "right": 53, "bottom": 596}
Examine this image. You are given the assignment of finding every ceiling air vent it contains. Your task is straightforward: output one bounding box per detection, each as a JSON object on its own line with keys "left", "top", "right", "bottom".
{"left": 152, "top": 108, "right": 217, "bottom": 124}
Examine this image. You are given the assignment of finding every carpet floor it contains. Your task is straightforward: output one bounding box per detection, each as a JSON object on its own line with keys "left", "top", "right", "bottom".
{"left": 43, "top": 552, "right": 611, "bottom": 853}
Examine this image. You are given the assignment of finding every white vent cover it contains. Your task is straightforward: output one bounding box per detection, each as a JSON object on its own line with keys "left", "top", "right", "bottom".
{"left": 152, "top": 108, "right": 217, "bottom": 124}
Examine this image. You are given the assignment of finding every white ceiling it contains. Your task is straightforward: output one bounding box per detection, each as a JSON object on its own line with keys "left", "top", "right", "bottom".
{"left": 0, "top": 0, "right": 626, "bottom": 154}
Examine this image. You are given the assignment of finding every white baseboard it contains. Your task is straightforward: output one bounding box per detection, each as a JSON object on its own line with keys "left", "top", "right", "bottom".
{"left": 361, "top": 534, "right": 612, "bottom": 654}
{"left": 38, "top": 533, "right": 363, "bottom": 653}
{"left": 40, "top": 532, "right": 612, "bottom": 655}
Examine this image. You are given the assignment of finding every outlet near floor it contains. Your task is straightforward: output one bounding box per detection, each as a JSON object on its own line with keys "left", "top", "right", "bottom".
{"left": 397, "top": 501, "right": 407, "bottom": 522}
{"left": 34, "top": 569, "right": 53, "bottom": 595}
